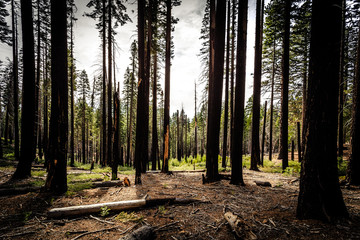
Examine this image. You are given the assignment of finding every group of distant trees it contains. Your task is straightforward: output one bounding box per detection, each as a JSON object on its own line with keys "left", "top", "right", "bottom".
{"left": 0, "top": 0, "right": 360, "bottom": 223}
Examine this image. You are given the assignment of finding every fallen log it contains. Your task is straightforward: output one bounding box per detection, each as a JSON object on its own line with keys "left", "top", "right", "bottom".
{"left": 0, "top": 186, "right": 41, "bottom": 196}
{"left": 119, "top": 225, "right": 155, "bottom": 240}
{"left": 147, "top": 170, "right": 205, "bottom": 174}
{"left": 224, "top": 212, "right": 257, "bottom": 240}
{"left": 48, "top": 197, "right": 206, "bottom": 218}
{"left": 254, "top": 180, "right": 272, "bottom": 187}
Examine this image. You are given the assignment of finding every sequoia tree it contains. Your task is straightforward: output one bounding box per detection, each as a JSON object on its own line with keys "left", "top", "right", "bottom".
{"left": 45, "top": 0, "right": 68, "bottom": 193}
{"left": 13, "top": 0, "right": 37, "bottom": 179}
{"left": 231, "top": 0, "right": 247, "bottom": 186}
{"left": 205, "top": 0, "right": 226, "bottom": 182}
{"left": 296, "top": 0, "right": 348, "bottom": 221}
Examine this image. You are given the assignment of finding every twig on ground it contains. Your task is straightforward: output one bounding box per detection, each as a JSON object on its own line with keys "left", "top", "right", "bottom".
{"left": 155, "top": 221, "right": 180, "bottom": 231}
{"left": 90, "top": 215, "right": 115, "bottom": 225}
{"left": 0, "top": 231, "right": 36, "bottom": 238}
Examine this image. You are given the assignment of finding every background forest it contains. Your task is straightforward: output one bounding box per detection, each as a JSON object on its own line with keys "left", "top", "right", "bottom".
{"left": 0, "top": 0, "right": 359, "bottom": 233}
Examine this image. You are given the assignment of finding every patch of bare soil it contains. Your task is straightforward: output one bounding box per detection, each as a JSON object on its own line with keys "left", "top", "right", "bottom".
{"left": 0, "top": 168, "right": 360, "bottom": 240}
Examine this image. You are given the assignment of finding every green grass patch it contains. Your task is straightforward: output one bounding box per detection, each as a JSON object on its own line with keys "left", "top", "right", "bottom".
{"left": 66, "top": 182, "right": 93, "bottom": 196}
{"left": 31, "top": 170, "right": 47, "bottom": 177}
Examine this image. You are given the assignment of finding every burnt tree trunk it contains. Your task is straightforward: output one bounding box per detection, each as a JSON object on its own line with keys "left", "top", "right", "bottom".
{"left": 151, "top": 51, "right": 158, "bottom": 170}
{"left": 269, "top": 29, "right": 276, "bottom": 162}
{"left": 70, "top": 4, "right": 75, "bottom": 167}
{"left": 101, "top": 0, "right": 107, "bottom": 167}
{"left": 11, "top": 0, "right": 19, "bottom": 161}
{"left": 135, "top": 0, "right": 146, "bottom": 183}
{"left": 112, "top": 92, "right": 120, "bottom": 180}
{"left": 222, "top": 0, "right": 231, "bottom": 169}
{"left": 230, "top": 0, "right": 247, "bottom": 186}
{"left": 13, "top": 0, "right": 36, "bottom": 179}
{"left": 107, "top": 0, "right": 113, "bottom": 168}
{"left": 296, "top": 0, "right": 348, "bottom": 221}
{"left": 250, "top": 0, "right": 262, "bottom": 171}
{"left": 45, "top": 0, "right": 68, "bottom": 193}
{"left": 206, "top": 0, "right": 226, "bottom": 182}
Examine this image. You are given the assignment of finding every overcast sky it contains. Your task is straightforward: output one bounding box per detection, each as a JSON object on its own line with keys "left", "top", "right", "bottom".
{"left": 0, "top": 0, "right": 260, "bottom": 118}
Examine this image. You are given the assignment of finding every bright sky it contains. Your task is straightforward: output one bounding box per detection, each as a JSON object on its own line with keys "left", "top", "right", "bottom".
{"left": 0, "top": 0, "right": 261, "bottom": 119}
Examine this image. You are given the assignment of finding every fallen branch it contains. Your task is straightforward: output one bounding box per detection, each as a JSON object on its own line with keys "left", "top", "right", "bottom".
{"left": 90, "top": 180, "right": 123, "bottom": 188}
{"left": 48, "top": 197, "right": 207, "bottom": 218}
{"left": 0, "top": 231, "right": 36, "bottom": 238}
{"left": 224, "top": 212, "right": 257, "bottom": 239}
{"left": 119, "top": 225, "right": 154, "bottom": 240}
{"left": 155, "top": 221, "right": 180, "bottom": 231}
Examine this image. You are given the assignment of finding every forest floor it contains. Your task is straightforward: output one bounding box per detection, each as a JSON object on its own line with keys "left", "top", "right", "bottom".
{"left": 0, "top": 160, "right": 360, "bottom": 240}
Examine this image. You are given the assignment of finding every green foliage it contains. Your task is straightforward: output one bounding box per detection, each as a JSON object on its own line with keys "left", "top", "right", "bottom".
{"left": 115, "top": 211, "right": 143, "bottom": 223}
{"left": 31, "top": 170, "right": 46, "bottom": 177}
{"left": 100, "top": 206, "right": 110, "bottom": 217}
{"left": 158, "top": 205, "right": 167, "bottom": 215}
{"left": 338, "top": 158, "right": 347, "bottom": 177}
{"left": 66, "top": 182, "right": 92, "bottom": 196}
{"left": 67, "top": 173, "right": 104, "bottom": 182}
{"left": 23, "top": 211, "right": 32, "bottom": 222}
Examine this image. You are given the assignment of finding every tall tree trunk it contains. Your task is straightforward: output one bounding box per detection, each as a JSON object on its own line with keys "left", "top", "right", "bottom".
{"left": 0, "top": 92, "right": 3, "bottom": 159}
{"left": 34, "top": 0, "right": 41, "bottom": 160}
{"left": 11, "top": 0, "right": 19, "bottom": 161}
{"left": 250, "top": 0, "right": 262, "bottom": 171}
{"left": 107, "top": 0, "right": 113, "bottom": 168}
{"left": 70, "top": 4, "right": 75, "bottom": 167}
{"left": 222, "top": 0, "right": 231, "bottom": 169}
{"left": 338, "top": 0, "right": 346, "bottom": 158}
{"left": 296, "top": 0, "right": 348, "bottom": 221}
{"left": 127, "top": 59, "right": 135, "bottom": 167}
{"left": 269, "top": 32, "right": 276, "bottom": 161}
{"left": 4, "top": 105, "right": 9, "bottom": 145}
{"left": 135, "top": 0, "right": 146, "bottom": 184}
{"left": 43, "top": 43, "right": 49, "bottom": 168}
{"left": 229, "top": 0, "right": 236, "bottom": 157}
{"left": 206, "top": 0, "right": 226, "bottom": 182}
{"left": 301, "top": 35, "right": 308, "bottom": 157}
{"left": 161, "top": 0, "right": 171, "bottom": 173}
{"left": 151, "top": 52, "right": 158, "bottom": 170}
{"left": 347, "top": 20, "right": 360, "bottom": 186}
{"left": 102, "top": 0, "right": 107, "bottom": 167}
{"left": 231, "top": 0, "right": 247, "bottom": 186}
{"left": 13, "top": 0, "right": 36, "bottom": 179}
{"left": 297, "top": 122, "right": 301, "bottom": 162}
{"left": 45, "top": 0, "right": 68, "bottom": 193}
{"left": 278, "top": 0, "right": 290, "bottom": 171}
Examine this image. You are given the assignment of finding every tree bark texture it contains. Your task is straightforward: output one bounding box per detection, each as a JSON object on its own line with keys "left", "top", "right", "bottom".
{"left": 296, "top": 0, "right": 348, "bottom": 221}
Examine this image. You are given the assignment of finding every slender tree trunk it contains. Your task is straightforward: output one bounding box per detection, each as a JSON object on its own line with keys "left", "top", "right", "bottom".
{"left": 301, "top": 36, "right": 308, "bottom": 156}
{"left": 347, "top": 20, "right": 360, "bottom": 186}
{"left": 11, "top": 0, "right": 19, "bottom": 161}
{"left": 231, "top": 0, "right": 247, "bottom": 186}
{"left": 45, "top": 0, "right": 68, "bottom": 193}
{"left": 70, "top": 4, "right": 75, "bottom": 167}
{"left": 296, "top": 0, "right": 348, "bottom": 221}
{"left": 229, "top": 0, "right": 236, "bottom": 157}
{"left": 107, "top": 0, "right": 113, "bottom": 168}
{"left": 338, "top": 0, "right": 346, "bottom": 158}
{"left": 82, "top": 98, "right": 86, "bottom": 164}
{"left": 222, "top": 0, "right": 231, "bottom": 169}
{"left": 0, "top": 92, "right": 3, "bottom": 158}
{"left": 194, "top": 82, "right": 198, "bottom": 158}
{"left": 13, "top": 0, "right": 36, "bottom": 179}
{"left": 127, "top": 61, "right": 135, "bottom": 167}
{"left": 206, "top": 0, "right": 226, "bottom": 182}
{"left": 278, "top": 0, "right": 290, "bottom": 171}
{"left": 43, "top": 43, "right": 49, "bottom": 168}
{"left": 261, "top": 101, "right": 267, "bottom": 166}
{"left": 161, "top": 0, "right": 171, "bottom": 173}
{"left": 135, "top": 0, "right": 146, "bottom": 184}
{"left": 250, "top": 0, "right": 263, "bottom": 171}
{"left": 34, "top": 0, "right": 41, "bottom": 160}
{"left": 176, "top": 110, "right": 180, "bottom": 161}
{"left": 102, "top": 0, "right": 107, "bottom": 167}
{"left": 151, "top": 52, "right": 159, "bottom": 170}
{"left": 269, "top": 30, "right": 276, "bottom": 161}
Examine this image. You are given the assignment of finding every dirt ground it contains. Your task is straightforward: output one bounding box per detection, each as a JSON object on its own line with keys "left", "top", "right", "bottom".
{"left": 1, "top": 166, "right": 360, "bottom": 240}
